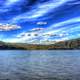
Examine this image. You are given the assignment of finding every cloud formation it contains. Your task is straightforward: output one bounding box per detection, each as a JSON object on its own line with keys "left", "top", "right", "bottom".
{"left": 10, "top": 0, "right": 69, "bottom": 23}
{"left": 0, "top": 0, "right": 80, "bottom": 44}
{"left": 0, "top": 24, "right": 21, "bottom": 31}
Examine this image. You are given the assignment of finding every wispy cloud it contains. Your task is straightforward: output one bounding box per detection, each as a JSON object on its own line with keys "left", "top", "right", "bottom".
{"left": 0, "top": 0, "right": 80, "bottom": 44}
{"left": 4, "top": 0, "right": 23, "bottom": 7}
{"left": 9, "top": 0, "right": 69, "bottom": 23}
{"left": 5, "top": 17, "right": 80, "bottom": 44}
{"left": 67, "top": 0, "right": 80, "bottom": 5}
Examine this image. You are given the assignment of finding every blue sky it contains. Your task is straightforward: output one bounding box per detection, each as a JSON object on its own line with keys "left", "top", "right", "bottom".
{"left": 0, "top": 0, "right": 80, "bottom": 44}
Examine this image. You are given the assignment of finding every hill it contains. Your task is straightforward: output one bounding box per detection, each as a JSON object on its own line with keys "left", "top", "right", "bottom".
{"left": 0, "top": 38, "right": 79, "bottom": 50}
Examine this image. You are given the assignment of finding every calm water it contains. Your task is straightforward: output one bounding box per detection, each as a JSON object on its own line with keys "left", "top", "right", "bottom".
{"left": 0, "top": 50, "right": 80, "bottom": 80}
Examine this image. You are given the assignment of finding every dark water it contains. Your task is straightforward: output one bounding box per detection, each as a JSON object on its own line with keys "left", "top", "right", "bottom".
{"left": 0, "top": 50, "right": 80, "bottom": 80}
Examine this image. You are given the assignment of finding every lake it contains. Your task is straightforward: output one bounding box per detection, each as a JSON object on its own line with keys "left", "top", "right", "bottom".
{"left": 0, "top": 50, "right": 80, "bottom": 80}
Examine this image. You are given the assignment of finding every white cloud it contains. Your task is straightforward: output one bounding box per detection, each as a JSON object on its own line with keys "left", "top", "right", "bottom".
{"left": 10, "top": 0, "right": 69, "bottom": 23}
{"left": 44, "top": 17, "right": 80, "bottom": 32}
{"left": 7, "top": 27, "right": 44, "bottom": 43}
{"left": 67, "top": 1, "right": 80, "bottom": 5}
{"left": 0, "top": 24, "right": 21, "bottom": 31}
{"left": 37, "top": 21, "right": 48, "bottom": 25}
{"left": 30, "top": 27, "right": 45, "bottom": 32}
{"left": 16, "top": 27, "right": 44, "bottom": 38}
{"left": 4, "top": 0, "right": 21, "bottom": 6}
{"left": 4, "top": 17, "right": 80, "bottom": 44}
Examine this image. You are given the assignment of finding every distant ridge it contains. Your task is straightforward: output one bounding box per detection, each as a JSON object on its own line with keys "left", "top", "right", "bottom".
{"left": 0, "top": 38, "right": 80, "bottom": 50}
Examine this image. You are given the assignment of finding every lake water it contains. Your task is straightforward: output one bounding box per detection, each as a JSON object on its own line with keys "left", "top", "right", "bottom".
{"left": 0, "top": 50, "right": 80, "bottom": 80}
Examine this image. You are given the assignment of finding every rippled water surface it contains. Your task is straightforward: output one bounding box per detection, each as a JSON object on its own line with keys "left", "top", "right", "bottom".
{"left": 0, "top": 50, "right": 80, "bottom": 80}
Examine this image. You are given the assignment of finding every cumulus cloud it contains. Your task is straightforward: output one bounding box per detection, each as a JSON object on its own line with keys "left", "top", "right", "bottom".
{"left": 4, "top": 17, "right": 80, "bottom": 44}
{"left": 8, "top": 32, "right": 39, "bottom": 43}
{"left": 16, "top": 27, "right": 44, "bottom": 38}
{"left": 8, "top": 27, "right": 44, "bottom": 43}
{"left": 30, "top": 27, "right": 45, "bottom": 32}
{"left": 37, "top": 21, "right": 48, "bottom": 25}
{"left": 0, "top": 24, "right": 21, "bottom": 31}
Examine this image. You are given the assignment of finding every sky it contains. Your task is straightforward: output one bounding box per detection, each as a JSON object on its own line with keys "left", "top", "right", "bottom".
{"left": 0, "top": 0, "right": 80, "bottom": 44}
